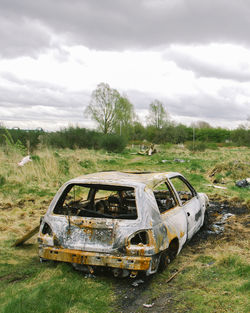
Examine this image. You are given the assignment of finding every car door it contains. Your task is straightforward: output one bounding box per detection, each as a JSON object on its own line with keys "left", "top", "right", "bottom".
{"left": 152, "top": 181, "right": 188, "bottom": 249}
{"left": 169, "top": 176, "right": 202, "bottom": 240}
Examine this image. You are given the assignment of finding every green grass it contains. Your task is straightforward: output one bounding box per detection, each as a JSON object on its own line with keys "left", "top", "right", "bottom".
{"left": 0, "top": 242, "right": 113, "bottom": 313}
{"left": 146, "top": 254, "right": 250, "bottom": 313}
{"left": 0, "top": 145, "right": 249, "bottom": 313}
{"left": 174, "top": 255, "right": 250, "bottom": 313}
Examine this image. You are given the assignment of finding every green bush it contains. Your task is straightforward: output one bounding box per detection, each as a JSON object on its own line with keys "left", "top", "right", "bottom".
{"left": 101, "top": 134, "right": 127, "bottom": 153}
{"left": 186, "top": 141, "right": 207, "bottom": 152}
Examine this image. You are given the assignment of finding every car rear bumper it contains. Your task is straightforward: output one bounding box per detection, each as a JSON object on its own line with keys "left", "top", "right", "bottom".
{"left": 39, "top": 246, "right": 153, "bottom": 271}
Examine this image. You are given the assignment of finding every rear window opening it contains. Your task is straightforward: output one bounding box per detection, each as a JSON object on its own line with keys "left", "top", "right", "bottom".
{"left": 53, "top": 184, "right": 137, "bottom": 220}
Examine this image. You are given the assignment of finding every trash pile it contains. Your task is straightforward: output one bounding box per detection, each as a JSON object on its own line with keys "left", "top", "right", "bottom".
{"left": 235, "top": 178, "right": 250, "bottom": 188}
{"left": 138, "top": 144, "right": 157, "bottom": 156}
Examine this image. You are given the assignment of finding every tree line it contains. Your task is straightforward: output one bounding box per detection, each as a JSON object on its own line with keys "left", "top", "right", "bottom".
{"left": 0, "top": 82, "right": 249, "bottom": 152}
{"left": 85, "top": 82, "right": 169, "bottom": 136}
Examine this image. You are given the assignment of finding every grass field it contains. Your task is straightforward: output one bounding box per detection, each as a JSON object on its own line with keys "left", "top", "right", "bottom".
{"left": 0, "top": 145, "right": 249, "bottom": 313}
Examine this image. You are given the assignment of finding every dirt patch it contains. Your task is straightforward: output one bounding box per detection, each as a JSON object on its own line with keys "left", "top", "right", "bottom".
{"left": 0, "top": 273, "right": 30, "bottom": 283}
{"left": 0, "top": 202, "right": 13, "bottom": 210}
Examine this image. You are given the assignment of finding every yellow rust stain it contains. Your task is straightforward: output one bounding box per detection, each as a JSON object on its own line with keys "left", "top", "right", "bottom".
{"left": 40, "top": 247, "right": 151, "bottom": 271}
{"left": 71, "top": 219, "right": 97, "bottom": 229}
{"left": 166, "top": 228, "right": 177, "bottom": 242}
{"left": 180, "top": 231, "right": 185, "bottom": 238}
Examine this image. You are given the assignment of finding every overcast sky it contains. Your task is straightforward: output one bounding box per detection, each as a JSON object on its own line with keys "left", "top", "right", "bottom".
{"left": 0, "top": 0, "right": 250, "bottom": 131}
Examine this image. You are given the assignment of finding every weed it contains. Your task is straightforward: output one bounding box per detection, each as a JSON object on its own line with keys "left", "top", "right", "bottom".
{"left": 30, "top": 155, "right": 41, "bottom": 162}
{"left": 186, "top": 141, "right": 207, "bottom": 152}
{"left": 58, "top": 159, "right": 70, "bottom": 176}
{"left": 0, "top": 175, "right": 6, "bottom": 186}
{"left": 195, "top": 255, "right": 216, "bottom": 264}
{"left": 237, "top": 281, "right": 250, "bottom": 293}
{"left": 79, "top": 159, "right": 95, "bottom": 169}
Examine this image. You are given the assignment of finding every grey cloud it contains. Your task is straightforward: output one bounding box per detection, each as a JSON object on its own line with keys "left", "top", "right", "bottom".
{"left": 1, "top": 0, "right": 250, "bottom": 57}
{"left": 126, "top": 90, "right": 153, "bottom": 110}
{"left": 165, "top": 94, "right": 249, "bottom": 121}
{"left": 0, "top": 15, "right": 52, "bottom": 58}
{"left": 1, "top": 74, "right": 249, "bottom": 129}
{"left": 125, "top": 88, "right": 250, "bottom": 122}
{"left": 0, "top": 72, "right": 90, "bottom": 109}
{"left": 165, "top": 50, "right": 250, "bottom": 82}
{"left": 0, "top": 73, "right": 91, "bottom": 127}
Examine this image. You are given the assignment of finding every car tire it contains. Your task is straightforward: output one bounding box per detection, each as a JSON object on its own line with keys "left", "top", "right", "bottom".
{"left": 158, "top": 250, "right": 171, "bottom": 272}
{"left": 202, "top": 210, "right": 209, "bottom": 228}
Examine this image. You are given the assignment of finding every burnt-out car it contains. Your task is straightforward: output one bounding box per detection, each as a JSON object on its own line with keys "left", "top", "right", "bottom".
{"left": 38, "top": 171, "right": 209, "bottom": 277}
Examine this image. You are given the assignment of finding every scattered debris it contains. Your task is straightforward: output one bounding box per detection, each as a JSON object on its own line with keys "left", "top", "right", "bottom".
{"left": 131, "top": 279, "right": 144, "bottom": 287}
{"left": 139, "top": 144, "right": 157, "bottom": 156}
{"left": 235, "top": 178, "right": 250, "bottom": 188}
{"left": 206, "top": 184, "right": 227, "bottom": 190}
{"left": 209, "top": 211, "right": 235, "bottom": 234}
{"left": 173, "top": 158, "right": 185, "bottom": 163}
{"left": 18, "top": 155, "right": 32, "bottom": 167}
{"left": 143, "top": 303, "right": 154, "bottom": 308}
{"left": 84, "top": 274, "right": 96, "bottom": 279}
{"left": 177, "top": 143, "right": 184, "bottom": 148}
{"left": 12, "top": 225, "right": 39, "bottom": 246}
{"left": 162, "top": 159, "right": 189, "bottom": 163}
{"left": 165, "top": 266, "right": 185, "bottom": 284}
{"left": 208, "top": 161, "right": 250, "bottom": 184}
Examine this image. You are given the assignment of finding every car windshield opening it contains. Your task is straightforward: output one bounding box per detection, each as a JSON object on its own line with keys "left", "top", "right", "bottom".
{"left": 53, "top": 184, "right": 137, "bottom": 219}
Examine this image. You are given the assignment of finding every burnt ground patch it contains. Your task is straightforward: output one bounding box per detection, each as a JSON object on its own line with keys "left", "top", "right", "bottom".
{"left": 188, "top": 200, "right": 249, "bottom": 246}
{"left": 112, "top": 201, "right": 249, "bottom": 313}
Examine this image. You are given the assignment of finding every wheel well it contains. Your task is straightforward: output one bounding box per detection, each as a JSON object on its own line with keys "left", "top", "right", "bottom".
{"left": 158, "top": 237, "right": 180, "bottom": 271}
{"left": 168, "top": 237, "right": 179, "bottom": 258}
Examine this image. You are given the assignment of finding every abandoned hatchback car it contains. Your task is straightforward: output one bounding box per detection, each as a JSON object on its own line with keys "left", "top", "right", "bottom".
{"left": 38, "top": 171, "right": 209, "bottom": 277}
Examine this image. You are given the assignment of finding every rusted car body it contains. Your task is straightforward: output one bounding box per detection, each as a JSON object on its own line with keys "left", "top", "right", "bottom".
{"left": 38, "top": 171, "right": 209, "bottom": 277}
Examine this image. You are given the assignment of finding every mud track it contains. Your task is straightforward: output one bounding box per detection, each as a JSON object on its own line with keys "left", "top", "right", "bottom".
{"left": 111, "top": 201, "right": 249, "bottom": 313}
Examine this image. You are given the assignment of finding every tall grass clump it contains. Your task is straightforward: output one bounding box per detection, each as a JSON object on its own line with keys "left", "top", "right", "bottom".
{"left": 186, "top": 141, "right": 207, "bottom": 152}
{"left": 1, "top": 128, "right": 27, "bottom": 155}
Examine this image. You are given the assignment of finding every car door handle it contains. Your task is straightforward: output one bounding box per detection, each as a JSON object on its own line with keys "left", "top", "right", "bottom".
{"left": 187, "top": 212, "right": 190, "bottom": 216}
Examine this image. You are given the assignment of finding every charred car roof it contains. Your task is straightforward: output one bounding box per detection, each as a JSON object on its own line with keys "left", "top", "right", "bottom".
{"left": 68, "top": 171, "right": 181, "bottom": 188}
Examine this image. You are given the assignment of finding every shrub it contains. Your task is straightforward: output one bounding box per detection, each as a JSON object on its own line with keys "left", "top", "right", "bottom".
{"left": 186, "top": 141, "right": 207, "bottom": 152}
{"left": 100, "top": 134, "right": 127, "bottom": 153}
{"left": 79, "top": 159, "right": 95, "bottom": 169}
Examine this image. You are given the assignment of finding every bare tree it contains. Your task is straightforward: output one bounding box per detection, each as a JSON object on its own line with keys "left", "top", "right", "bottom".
{"left": 191, "top": 120, "right": 212, "bottom": 129}
{"left": 147, "top": 99, "right": 168, "bottom": 128}
{"left": 85, "top": 83, "right": 121, "bottom": 134}
{"left": 85, "top": 83, "right": 135, "bottom": 135}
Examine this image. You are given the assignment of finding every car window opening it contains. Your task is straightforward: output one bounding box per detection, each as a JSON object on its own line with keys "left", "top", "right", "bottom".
{"left": 153, "top": 182, "right": 176, "bottom": 213}
{"left": 170, "top": 176, "right": 196, "bottom": 204}
{"left": 53, "top": 184, "right": 138, "bottom": 220}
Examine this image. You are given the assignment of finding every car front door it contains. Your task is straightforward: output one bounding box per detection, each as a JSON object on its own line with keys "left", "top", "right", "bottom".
{"left": 169, "top": 176, "right": 202, "bottom": 240}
